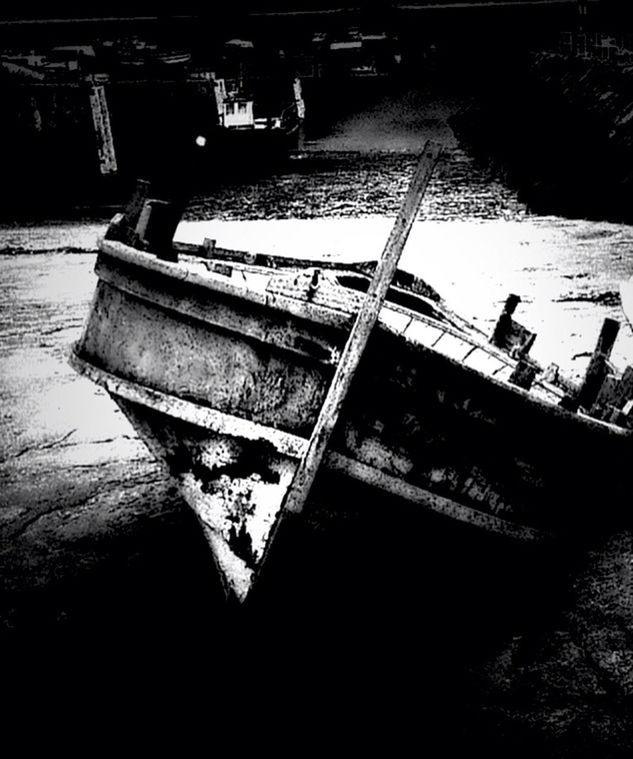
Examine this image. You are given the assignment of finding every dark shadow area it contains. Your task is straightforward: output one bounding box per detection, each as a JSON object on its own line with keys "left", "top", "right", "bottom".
{"left": 0, "top": 473, "right": 580, "bottom": 754}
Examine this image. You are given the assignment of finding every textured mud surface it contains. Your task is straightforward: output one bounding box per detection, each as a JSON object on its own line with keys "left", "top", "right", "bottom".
{"left": 2, "top": 93, "right": 633, "bottom": 749}
{"left": 2, "top": 226, "right": 633, "bottom": 753}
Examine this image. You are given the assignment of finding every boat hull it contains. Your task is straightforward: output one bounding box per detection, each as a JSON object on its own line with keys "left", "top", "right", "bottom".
{"left": 73, "top": 242, "right": 633, "bottom": 557}
{"left": 70, "top": 350, "right": 545, "bottom": 595}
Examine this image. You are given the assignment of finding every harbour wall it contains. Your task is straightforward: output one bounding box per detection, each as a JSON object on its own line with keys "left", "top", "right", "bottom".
{"left": 0, "top": 74, "right": 225, "bottom": 212}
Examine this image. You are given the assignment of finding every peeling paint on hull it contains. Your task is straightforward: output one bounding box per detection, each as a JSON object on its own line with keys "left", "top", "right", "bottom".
{"left": 116, "top": 394, "right": 299, "bottom": 602}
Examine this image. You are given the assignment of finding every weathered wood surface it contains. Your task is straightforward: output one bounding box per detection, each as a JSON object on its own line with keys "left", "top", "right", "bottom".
{"left": 75, "top": 216, "right": 633, "bottom": 599}
{"left": 576, "top": 317, "right": 620, "bottom": 411}
{"left": 2, "top": 247, "right": 633, "bottom": 754}
{"left": 72, "top": 354, "right": 546, "bottom": 542}
{"left": 78, "top": 246, "right": 633, "bottom": 537}
{"left": 283, "top": 141, "right": 442, "bottom": 515}
{"left": 490, "top": 293, "right": 537, "bottom": 359}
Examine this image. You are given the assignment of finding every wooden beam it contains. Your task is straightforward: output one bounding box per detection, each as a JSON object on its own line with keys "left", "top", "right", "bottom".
{"left": 490, "top": 293, "right": 536, "bottom": 359}
{"left": 88, "top": 83, "right": 117, "bottom": 175}
{"left": 508, "top": 356, "right": 538, "bottom": 390}
{"left": 614, "top": 366, "right": 633, "bottom": 409}
{"left": 282, "top": 140, "right": 443, "bottom": 514}
{"left": 591, "top": 365, "right": 633, "bottom": 422}
{"left": 576, "top": 317, "right": 620, "bottom": 411}
{"left": 562, "top": 317, "right": 621, "bottom": 412}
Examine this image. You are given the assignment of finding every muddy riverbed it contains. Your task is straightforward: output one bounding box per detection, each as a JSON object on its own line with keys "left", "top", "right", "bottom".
{"left": 2, "top": 89, "right": 633, "bottom": 752}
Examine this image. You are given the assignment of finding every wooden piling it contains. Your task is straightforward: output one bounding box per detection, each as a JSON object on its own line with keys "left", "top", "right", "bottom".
{"left": 490, "top": 294, "right": 536, "bottom": 359}
{"left": 88, "top": 81, "right": 117, "bottom": 175}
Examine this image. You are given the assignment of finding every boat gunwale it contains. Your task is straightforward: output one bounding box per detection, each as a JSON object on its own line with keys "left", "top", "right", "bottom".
{"left": 95, "top": 238, "right": 632, "bottom": 439}
{"left": 98, "top": 237, "right": 528, "bottom": 374}
{"left": 99, "top": 237, "right": 354, "bottom": 330}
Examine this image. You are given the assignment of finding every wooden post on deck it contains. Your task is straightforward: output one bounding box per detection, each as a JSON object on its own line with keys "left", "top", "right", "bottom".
{"left": 103, "top": 178, "right": 184, "bottom": 261}
{"left": 490, "top": 294, "right": 536, "bottom": 359}
{"left": 121, "top": 179, "right": 151, "bottom": 227}
{"left": 561, "top": 317, "right": 620, "bottom": 412}
{"left": 576, "top": 317, "right": 620, "bottom": 411}
{"left": 282, "top": 141, "right": 443, "bottom": 515}
{"left": 104, "top": 178, "right": 150, "bottom": 246}
{"left": 135, "top": 199, "right": 182, "bottom": 261}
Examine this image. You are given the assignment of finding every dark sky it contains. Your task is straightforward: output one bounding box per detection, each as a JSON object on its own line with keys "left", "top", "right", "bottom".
{"left": 0, "top": 0, "right": 592, "bottom": 21}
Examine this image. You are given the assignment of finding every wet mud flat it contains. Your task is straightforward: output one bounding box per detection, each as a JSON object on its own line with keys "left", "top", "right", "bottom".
{"left": 2, "top": 233, "right": 633, "bottom": 753}
{"left": 185, "top": 147, "right": 525, "bottom": 224}
{"left": 2, "top": 124, "right": 633, "bottom": 745}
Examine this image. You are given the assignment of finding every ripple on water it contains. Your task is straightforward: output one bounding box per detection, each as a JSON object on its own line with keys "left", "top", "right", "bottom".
{"left": 186, "top": 149, "right": 528, "bottom": 223}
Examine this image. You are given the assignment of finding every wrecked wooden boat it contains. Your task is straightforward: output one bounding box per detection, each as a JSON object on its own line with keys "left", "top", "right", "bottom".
{"left": 71, "top": 144, "right": 633, "bottom": 601}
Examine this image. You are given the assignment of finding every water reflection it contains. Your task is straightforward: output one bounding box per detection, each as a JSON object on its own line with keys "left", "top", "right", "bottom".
{"left": 186, "top": 148, "right": 528, "bottom": 223}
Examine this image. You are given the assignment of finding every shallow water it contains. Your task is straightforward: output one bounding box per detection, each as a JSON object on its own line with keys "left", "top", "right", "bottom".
{"left": 2, "top": 143, "right": 632, "bottom": 380}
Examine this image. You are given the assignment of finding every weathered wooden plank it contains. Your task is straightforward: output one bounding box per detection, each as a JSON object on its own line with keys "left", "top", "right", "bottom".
{"left": 463, "top": 348, "right": 507, "bottom": 377}
{"left": 71, "top": 352, "right": 546, "bottom": 543}
{"left": 433, "top": 332, "right": 475, "bottom": 362}
{"left": 198, "top": 238, "right": 378, "bottom": 276}
{"left": 70, "top": 352, "right": 308, "bottom": 459}
{"left": 95, "top": 260, "right": 340, "bottom": 366}
{"left": 120, "top": 178, "right": 151, "bottom": 227}
{"left": 88, "top": 82, "right": 117, "bottom": 175}
{"left": 179, "top": 242, "right": 444, "bottom": 307}
{"left": 576, "top": 317, "right": 620, "bottom": 411}
{"left": 590, "top": 373, "right": 620, "bottom": 420}
{"left": 97, "top": 241, "right": 353, "bottom": 330}
{"left": 103, "top": 179, "right": 150, "bottom": 248}
{"left": 490, "top": 293, "right": 536, "bottom": 359}
{"left": 283, "top": 140, "right": 442, "bottom": 514}
{"left": 509, "top": 356, "right": 538, "bottom": 391}
{"left": 325, "top": 454, "right": 546, "bottom": 542}
{"left": 591, "top": 365, "right": 633, "bottom": 421}
{"left": 614, "top": 366, "right": 633, "bottom": 408}
{"left": 620, "top": 400, "right": 633, "bottom": 429}
{"left": 404, "top": 320, "right": 443, "bottom": 347}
